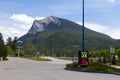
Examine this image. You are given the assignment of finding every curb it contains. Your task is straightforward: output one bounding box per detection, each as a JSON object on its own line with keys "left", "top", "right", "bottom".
{"left": 64, "top": 68, "right": 120, "bottom": 76}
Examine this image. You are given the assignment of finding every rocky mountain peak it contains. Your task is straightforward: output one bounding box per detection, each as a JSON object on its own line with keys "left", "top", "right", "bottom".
{"left": 28, "top": 16, "right": 61, "bottom": 34}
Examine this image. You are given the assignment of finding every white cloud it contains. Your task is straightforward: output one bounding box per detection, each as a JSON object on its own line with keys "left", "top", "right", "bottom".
{"left": 10, "top": 14, "right": 45, "bottom": 30}
{"left": 35, "top": 16, "right": 45, "bottom": 20}
{"left": 0, "top": 14, "right": 45, "bottom": 41}
{"left": 77, "top": 22, "right": 120, "bottom": 39}
{"left": 0, "top": 25, "right": 24, "bottom": 41}
{"left": 10, "top": 14, "right": 34, "bottom": 24}
{"left": 108, "top": 0, "right": 120, "bottom": 3}
{"left": 85, "top": 23, "right": 108, "bottom": 32}
{"left": 108, "top": 0, "right": 115, "bottom": 3}
{"left": 10, "top": 14, "right": 44, "bottom": 24}
{"left": 107, "top": 29, "right": 120, "bottom": 39}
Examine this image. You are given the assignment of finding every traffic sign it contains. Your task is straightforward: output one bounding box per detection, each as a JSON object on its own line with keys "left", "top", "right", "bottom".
{"left": 110, "top": 47, "right": 115, "bottom": 54}
{"left": 72, "top": 57, "right": 78, "bottom": 63}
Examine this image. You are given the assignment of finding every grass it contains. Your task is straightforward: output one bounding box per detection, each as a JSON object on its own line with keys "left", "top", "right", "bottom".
{"left": 66, "top": 63, "right": 120, "bottom": 74}
{"left": 31, "top": 57, "right": 51, "bottom": 61}
{"left": 56, "top": 57, "right": 72, "bottom": 61}
{"left": 23, "top": 56, "right": 51, "bottom": 61}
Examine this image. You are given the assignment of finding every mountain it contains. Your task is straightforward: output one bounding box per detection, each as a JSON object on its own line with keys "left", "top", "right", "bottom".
{"left": 19, "top": 16, "right": 120, "bottom": 56}
{"left": 28, "top": 16, "right": 62, "bottom": 34}
{"left": 28, "top": 16, "right": 84, "bottom": 35}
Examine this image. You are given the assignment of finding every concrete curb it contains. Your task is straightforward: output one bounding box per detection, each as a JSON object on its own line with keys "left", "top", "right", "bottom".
{"left": 65, "top": 68, "right": 120, "bottom": 76}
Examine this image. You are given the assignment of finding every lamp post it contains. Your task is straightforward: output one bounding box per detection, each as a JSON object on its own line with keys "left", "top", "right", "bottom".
{"left": 82, "top": 0, "right": 85, "bottom": 51}
{"left": 78, "top": 0, "right": 89, "bottom": 67}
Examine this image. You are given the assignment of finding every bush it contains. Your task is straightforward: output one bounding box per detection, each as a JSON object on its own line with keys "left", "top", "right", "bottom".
{"left": 116, "top": 60, "right": 120, "bottom": 65}
{"left": 66, "top": 63, "right": 79, "bottom": 69}
{"left": 2, "top": 57, "right": 8, "bottom": 61}
{"left": 112, "top": 55, "right": 116, "bottom": 65}
{"left": 66, "top": 63, "right": 120, "bottom": 74}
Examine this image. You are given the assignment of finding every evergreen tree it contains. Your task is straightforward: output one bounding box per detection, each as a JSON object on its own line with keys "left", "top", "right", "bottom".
{"left": 0, "top": 33, "right": 8, "bottom": 60}
{"left": 2, "top": 46, "right": 8, "bottom": 60}
{"left": 6, "top": 45, "right": 15, "bottom": 56}
{"left": 6, "top": 37, "right": 13, "bottom": 48}
{"left": 24, "top": 42, "right": 36, "bottom": 56}
{"left": 12, "top": 37, "right": 18, "bottom": 53}
{"left": 6, "top": 37, "right": 15, "bottom": 56}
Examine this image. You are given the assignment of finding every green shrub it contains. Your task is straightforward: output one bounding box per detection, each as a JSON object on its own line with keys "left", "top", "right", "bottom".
{"left": 66, "top": 63, "right": 79, "bottom": 69}
{"left": 112, "top": 55, "right": 116, "bottom": 65}
{"left": 116, "top": 60, "right": 120, "bottom": 65}
{"left": 2, "top": 57, "right": 8, "bottom": 61}
{"left": 66, "top": 63, "right": 120, "bottom": 74}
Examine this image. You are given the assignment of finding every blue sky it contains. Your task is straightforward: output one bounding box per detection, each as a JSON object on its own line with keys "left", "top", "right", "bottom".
{"left": 0, "top": 0, "right": 120, "bottom": 41}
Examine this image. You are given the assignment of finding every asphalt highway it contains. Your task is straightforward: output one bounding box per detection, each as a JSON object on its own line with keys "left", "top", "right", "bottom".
{"left": 0, "top": 57, "right": 120, "bottom": 80}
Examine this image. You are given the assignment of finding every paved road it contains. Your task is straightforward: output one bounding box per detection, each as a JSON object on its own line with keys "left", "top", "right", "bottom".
{"left": 0, "top": 57, "right": 120, "bottom": 80}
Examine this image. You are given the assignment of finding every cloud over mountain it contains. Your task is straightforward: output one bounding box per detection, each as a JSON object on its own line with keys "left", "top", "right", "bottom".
{"left": 0, "top": 14, "right": 44, "bottom": 41}
{"left": 10, "top": 14, "right": 44, "bottom": 24}
{"left": 77, "top": 22, "right": 120, "bottom": 39}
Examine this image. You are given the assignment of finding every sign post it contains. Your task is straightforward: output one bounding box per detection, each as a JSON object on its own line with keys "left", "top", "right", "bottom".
{"left": 72, "top": 57, "right": 79, "bottom": 63}
{"left": 110, "top": 46, "right": 115, "bottom": 54}
{"left": 36, "top": 51, "right": 40, "bottom": 59}
{"left": 78, "top": 51, "right": 89, "bottom": 67}
{"left": 109, "top": 46, "right": 115, "bottom": 65}
{"left": 17, "top": 41, "right": 22, "bottom": 57}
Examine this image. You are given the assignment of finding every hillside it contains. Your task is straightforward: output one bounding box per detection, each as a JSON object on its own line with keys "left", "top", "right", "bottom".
{"left": 19, "top": 16, "right": 120, "bottom": 56}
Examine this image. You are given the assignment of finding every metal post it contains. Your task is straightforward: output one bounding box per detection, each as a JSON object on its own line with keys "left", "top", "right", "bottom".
{"left": 18, "top": 47, "right": 20, "bottom": 57}
{"left": 82, "top": 0, "right": 85, "bottom": 51}
{"left": 109, "top": 46, "right": 115, "bottom": 65}
{"left": 17, "top": 41, "right": 22, "bottom": 57}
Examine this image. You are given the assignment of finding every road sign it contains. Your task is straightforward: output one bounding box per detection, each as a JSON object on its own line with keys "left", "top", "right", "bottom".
{"left": 109, "top": 47, "right": 115, "bottom": 65}
{"left": 110, "top": 47, "right": 115, "bottom": 54}
{"left": 36, "top": 51, "right": 40, "bottom": 55}
{"left": 78, "top": 51, "right": 89, "bottom": 66}
{"left": 72, "top": 57, "right": 78, "bottom": 63}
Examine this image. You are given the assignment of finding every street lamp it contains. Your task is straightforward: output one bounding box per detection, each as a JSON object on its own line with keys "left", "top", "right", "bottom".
{"left": 82, "top": 0, "right": 85, "bottom": 51}
{"left": 78, "top": 0, "right": 89, "bottom": 67}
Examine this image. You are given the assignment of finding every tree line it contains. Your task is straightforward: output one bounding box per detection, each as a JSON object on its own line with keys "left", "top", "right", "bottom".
{"left": 0, "top": 33, "right": 19, "bottom": 61}
{"left": 0, "top": 33, "right": 36, "bottom": 58}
